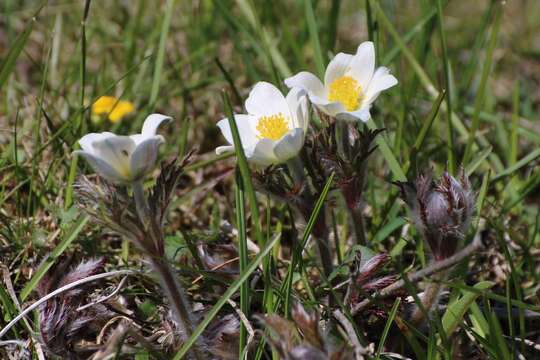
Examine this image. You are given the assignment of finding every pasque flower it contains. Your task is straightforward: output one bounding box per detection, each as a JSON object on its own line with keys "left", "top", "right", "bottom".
{"left": 92, "top": 96, "right": 135, "bottom": 123}
{"left": 396, "top": 171, "right": 476, "bottom": 260}
{"left": 284, "top": 41, "right": 397, "bottom": 122}
{"left": 216, "top": 82, "right": 309, "bottom": 166}
{"left": 74, "top": 114, "right": 170, "bottom": 183}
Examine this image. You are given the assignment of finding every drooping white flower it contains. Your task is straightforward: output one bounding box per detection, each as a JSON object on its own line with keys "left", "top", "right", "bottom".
{"left": 74, "top": 114, "right": 170, "bottom": 183}
{"left": 216, "top": 82, "right": 309, "bottom": 166}
{"left": 284, "top": 41, "right": 397, "bottom": 122}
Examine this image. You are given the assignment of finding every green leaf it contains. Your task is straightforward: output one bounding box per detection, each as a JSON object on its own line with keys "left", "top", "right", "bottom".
{"left": 442, "top": 280, "right": 494, "bottom": 335}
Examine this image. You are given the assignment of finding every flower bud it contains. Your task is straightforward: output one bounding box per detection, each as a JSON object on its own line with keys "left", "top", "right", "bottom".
{"left": 396, "top": 171, "right": 476, "bottom": 260}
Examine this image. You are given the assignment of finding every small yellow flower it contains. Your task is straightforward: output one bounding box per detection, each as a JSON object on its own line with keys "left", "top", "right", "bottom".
{"left": 92, "top": 96, "right": 135, "bottom": 123}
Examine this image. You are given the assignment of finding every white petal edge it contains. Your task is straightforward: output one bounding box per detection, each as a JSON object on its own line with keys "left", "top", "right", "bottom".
{"left": 216, "top": 145, "right": 234, "bottom": 155}
{"left": 313, "top": 100, "right": 347, "bottom": 117}
{"left": 245, "top": 82, "right": 291, "bottom": 120}
{"left": 364, "top": 67, "right": 398, "bottom": 104}
{"left": 78, "top": 132, "right": 115, "bottom": 155}
{"left": 336, "top": 107, "right": 371, "bottom": 123}
{"left": 130, "top": 136, "right": 164, "bottom": 180}
{"left": 347, "top": 41, "right": 375, "bottom": 90}
{"left": 216, "top": 114, "right": 258, "bottom": 149}
{"left": 141, "top": 113, "right": 172, "bottom": 139}
{"left": 324, "top": 52, "right": 353, "bottom": 87}
{"left": 74, "top": 150, "right": 127, "bottom": 183}
{"left": 90, "top": 136, "right": 136, "bottom": 179}
{"left": 284, "top": 72, "right": 325, "bottom": 98}
{"left": 285, "top": 87, "right": 309, "bottom": 130}
{"left": 273, "top": 128, "right": 304, "bottom": 162}
{"left": 246, "top": 138, "right": 278, "bottom": 166}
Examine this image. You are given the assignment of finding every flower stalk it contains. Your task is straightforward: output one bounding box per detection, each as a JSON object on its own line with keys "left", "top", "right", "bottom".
{"left": 150, "top": 257, "right": 206, "bottom": 360}
{"left": 131, "top": 180, "right": 206, "bottom": 360}
{"left": 409, "top": 271, "right": 446, "bottom": 325}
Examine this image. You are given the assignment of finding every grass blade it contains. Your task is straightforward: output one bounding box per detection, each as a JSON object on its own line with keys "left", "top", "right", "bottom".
{"left": 436, "top": 0, "right": 455, "bottom": 174}
{"left": 172, "top": 232, "right": 281, "bottom": 359}
{"left": 304, "top": 0, "right": 325, "bottom": 77}
{"left": 235, "top": 170, "right": 249, "bottom": 353}
{"left": 366, "top": 119, "right": 407, "bottom": 181}
{"left": 462, "top": 3, "right": 502, "bottom": 165}
{"left": 0, "top": 5, "right": 41, "bottom": 90}
{"left": 149, "top": 0, "right": 176, "bottom": 108}
{"left": 376, "top": 298, "right": 401, "bottom": 359}
{"left": 20, "top": 215, "right": 89, "bottom": 301}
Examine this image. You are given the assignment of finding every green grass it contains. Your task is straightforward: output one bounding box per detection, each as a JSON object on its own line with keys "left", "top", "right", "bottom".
{"left": 1, "top": 0, "right": 540, "bottom": 359}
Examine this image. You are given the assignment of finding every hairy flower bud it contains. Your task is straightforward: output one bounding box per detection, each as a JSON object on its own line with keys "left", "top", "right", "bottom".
{"left": 396, "top": 170, "right": 476, "bottom": 260}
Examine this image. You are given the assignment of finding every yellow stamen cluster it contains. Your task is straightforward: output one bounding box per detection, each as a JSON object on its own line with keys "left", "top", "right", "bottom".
{"left": 328, "top": 76, "right": 363, "bottom": 111}
{"left": 256, "top": 113, "right": 290, "bottom": 141}
{"left": 92, "top": 96, "right": 135, "bottom": 123}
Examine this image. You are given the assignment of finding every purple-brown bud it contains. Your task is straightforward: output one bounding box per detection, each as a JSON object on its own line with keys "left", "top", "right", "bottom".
{"left": 396, "top": 170, "right": 476, "bottom": 260}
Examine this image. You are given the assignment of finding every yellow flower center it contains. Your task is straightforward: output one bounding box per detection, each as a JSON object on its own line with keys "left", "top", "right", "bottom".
{"left": 328, "top": 76, "right": 363, "bottom": 111}
{"left": 256, "top": 113, "right": 290, "bottom": 141}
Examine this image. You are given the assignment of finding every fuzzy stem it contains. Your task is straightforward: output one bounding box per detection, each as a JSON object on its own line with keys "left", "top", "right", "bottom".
{"left": 132, "top": 180, "right": 150, "bottom": 226}
{"left": 351, "top": 234, "right": 482, "bottom": 315}
{"left": 132, "top": 180, "right": 205, "bottom": 359}
{"left": 410, "top": 271, "right": 446, "bottom": 325}
{"left": 314, "top": 234, "right": 334, "bottom": 280}
{"left": 350, "top": 206, "right": 367, "bottom": 246}
{"left": 286, "top": 156, "right": 305, "bottom": 186}
{"left": 150, "top": 258, "right": 206, "bottom": 360}
{"left": 336, "top": 120, "right": 350, "bottom": 158}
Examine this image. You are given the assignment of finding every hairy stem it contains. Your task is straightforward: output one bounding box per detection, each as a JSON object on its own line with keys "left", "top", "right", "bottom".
{"left": 350, "top": 206, "right": 367, "bottom": 246}
{"left": 351, "top": 234, "right": 482, "bottom": 315}
{"left": 409, "top": 272, "right": 445, "bottom": 325}
{"left": 286, "top": 157, "right": 305, "bottom": 186}
{"left": 132, "top": 180, "right": 150, "bottom": 226}
{"left": 151, "top": 258, "right": 206, "bottom": 360}
{"left": 132, "top": 180, "right": 206, "bottom": 359}
{"left": 312, "top": 211, "right": 334, "bottom": 279}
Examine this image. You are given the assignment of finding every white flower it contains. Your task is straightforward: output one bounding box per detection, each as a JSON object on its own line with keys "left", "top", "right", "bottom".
{"left": 74, "top": 114, "right": 170, "bottom": 183}
{"left": 216, "top": 82, "right": 309, "bottom": 166}
{"left": 284, "top": 41, "right": 397, "bottom": 122}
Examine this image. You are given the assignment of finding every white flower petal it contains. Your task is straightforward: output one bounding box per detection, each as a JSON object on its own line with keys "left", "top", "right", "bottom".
{"left": 216, "top": 145, "right": 234, "bottom": 155}
{"left": 364, "top": 67, "right": 398, "bottom": 104}
{"left": 216, "top": 114, "right": 258, "bottom": 149}
{"left": 273, "top": 128, "right": 304, "bottom": 162}
{"left": 285, "top": 87, "right": 309, "bottom": 130}
{"left": 245, "top": 82, "right": 291, "bottom": 120}
{"left": 336, "top": 107, "right": 371, "bottom": 122}
{"left": 74, "top": 150, "right": 126, "bottom": 183}
{"left": 284, "top": 72, "right": 325, "bottom": 98}
{"left": 246, "top": 138, "right": 278, "bottom": 166}
{"left": 78, "top": 132, "right": 115, "bottom": 154}
{"left": 141, "top": 113, "right": 171, "bottom": 138}
{"left": 130, "top": 136, "right": 164, "bottom": 180}
{"left": 324, "top": 52, "right": 353, "bottom": 87}
{"left": 91, "top": 136, "right": 136, "bottom": 180}
{"left": 314, "top": 100, "right": 347, "bottom": 117}
{"left": 347, "top": 41, "right": 375, "bottom": 90}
